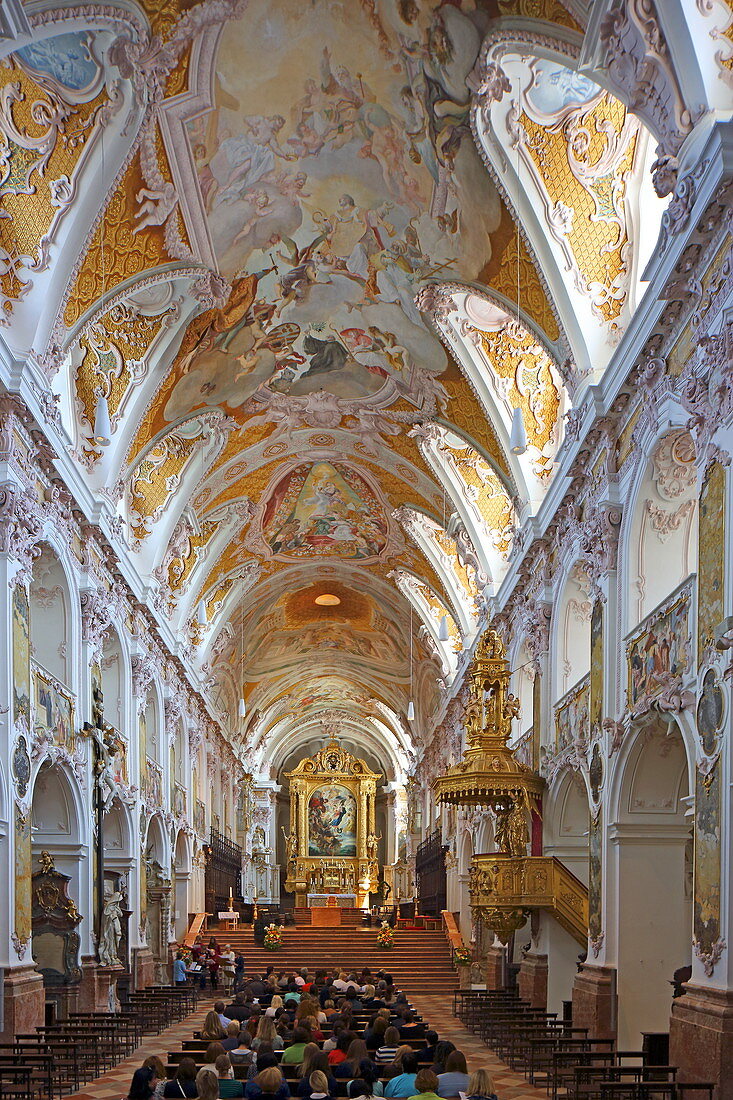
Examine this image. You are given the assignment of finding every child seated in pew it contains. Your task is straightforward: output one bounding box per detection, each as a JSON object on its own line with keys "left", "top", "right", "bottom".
{"left": 375, "top": 1028, "right": 401, "bottom": 1064}
{"left": 224, "top": 1023, "right": 243, "bottom": 1051}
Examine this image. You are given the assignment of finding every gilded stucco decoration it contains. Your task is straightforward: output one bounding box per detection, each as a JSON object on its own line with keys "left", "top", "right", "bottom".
{"left": 0, "top": 31, "right": 114, "bottom": 319}
{"left": 516, "top": 61, "right": 640, "bottom": 329}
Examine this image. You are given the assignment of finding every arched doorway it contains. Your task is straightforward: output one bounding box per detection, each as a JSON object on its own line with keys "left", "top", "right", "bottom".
{"left": 613, "top": 722, "right": 692, "bottom": 1048}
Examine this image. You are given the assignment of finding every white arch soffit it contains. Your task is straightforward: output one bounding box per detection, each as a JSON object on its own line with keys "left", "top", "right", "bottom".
{"left": 394, "top": 506, "right": 477, "bottom": 638}
{"left": 441, "top": 289, "right": 567, "bottom": 511}
{"left": 391, "top": 568, "right": 458, "bottom": 680}
{"left": 179, "top": 543, "right": 261, "bottom": 649}
{"left": 413, "top": 424, "right": 508, "bottom": 590}
{"left": 471, "top": 43, "right": 664, "bottom": 380}
{"left": 421, "top": 290, "right": 546, "bottom": 512}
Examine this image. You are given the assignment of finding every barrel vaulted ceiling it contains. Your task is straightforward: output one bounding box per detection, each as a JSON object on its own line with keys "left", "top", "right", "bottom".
{"left": 0, "top": 0, "right": 670, "bottom": 777}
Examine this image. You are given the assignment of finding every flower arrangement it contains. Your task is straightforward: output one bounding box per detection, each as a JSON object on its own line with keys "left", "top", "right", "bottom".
{"left": 263, "top": 923, "right": 283, "bottom": 950}
{"left": 453, "top": 947, "right": 471, "bottom": 967}
{"left": 376, "top": 920, "right": 394, "bottom": 948}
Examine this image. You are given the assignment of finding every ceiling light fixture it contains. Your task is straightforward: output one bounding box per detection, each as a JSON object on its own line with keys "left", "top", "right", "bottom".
{"left": 238, "top": 595, "right": 246, "bottom": 722}
{"left": 196, "top": 599, "right": 207, "bottom": 627}
{"left": 93, "top": 390, "right": 111, "bottom": 447}
{"left": 439, "top": 614, "right": 450, "bottom": 642}
{"left": 407, "top": 598, "right": 415, "bottom": 722}
{"left": 510, "top": 406, "right": 527, "bottom": 455}
{"left": 315, "top": 593, "right": 341, "bottom": 606}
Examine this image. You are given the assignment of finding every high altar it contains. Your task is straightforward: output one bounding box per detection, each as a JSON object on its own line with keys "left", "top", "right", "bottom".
{"left": 283, "top": 740, "right": 381, "bottom": 910}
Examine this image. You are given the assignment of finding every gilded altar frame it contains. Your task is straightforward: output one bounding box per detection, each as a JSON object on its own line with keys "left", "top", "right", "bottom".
{"left": 283, "top": 739, "right": 382, "bottom": 909}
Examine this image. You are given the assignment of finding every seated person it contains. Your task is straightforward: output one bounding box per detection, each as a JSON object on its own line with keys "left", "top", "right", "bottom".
{"left": 407, "top": 1070, "right": 440, "bottom": 1100}
{"left": 253, "top": 1016, "right": 284, "bottom": 1051}
{"left": 375, "top": 1027, "right": 401, "bottom": 1064}
{"left": 398, "top": 1012, "right": 425, "bottom": 1041}
{"left": 364, "top": 1016, "right": 388, "bottom": 1051}
{"left": 348, "top": 1063, "right": 384, "bottom": 1098}
{"left": 333, "top": 1039, "right": 373, "bottom": 1079}
{"left": 265, "top": 995, "right": 283, "bottom": 1019}
{"left": 422, "top": 1033, "right": 439, "bottom": 1067}
{"left": 281, "top": 1027, "right": 310, "bottom": 1065}
{"left": 327, "top": 1033, "right": 353, "bottom": 1066}
{"left": 305, "top": 1071, "right": 332, "bottom": 1100}
{"left": 215, "top": 1055, "right": 245, "bottom": 1098}
{"left": 384, "top": 1052, "right": 419, "bottom": 1098}
{"left": 384, "top": 1047, "right": 413, "bottom": 1081}
{"left": 429, "top": 1043, "right": 455, "bottom": 1076}
{"left": 465, "top": 1069, "right": 498, "bottom": 1100}
{"left": 223, "top": 1022, "right": 243, "bottom": 1051}
{"left": 342, "top": 987, "right": 363, "bottom": 1013}
{"left": 163, "top": 1059, "right": 197, "bottom": 1099}
{"left": 244, "top": 1066, "right": 290, "bottom": 1100}
{"left": 227, "top": 996, "right": 253, "bottom": 1023}
{"left": 229, "top": 1031, "right": 255, "bottom": 1065}
{"left": 436, "top": 1052, "right": 469, "bottom": 1099}
{"left": 296, "top": 1052, "right": 337, "bottom": 1098}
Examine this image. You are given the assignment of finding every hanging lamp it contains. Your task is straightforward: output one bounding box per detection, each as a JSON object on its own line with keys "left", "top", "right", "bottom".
{"left": 438, "top": 614, "right": 450, "bottom": 642}
{"left": 93, "top": 391, "right": 111, "bottom": 446}
{"left": 510, "top": 407, "right": 527, "bottom": 455}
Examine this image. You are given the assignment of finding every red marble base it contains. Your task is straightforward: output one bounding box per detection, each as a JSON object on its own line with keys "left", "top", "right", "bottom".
{"left": 670, "top": 983, "right": 733, "bottom": 1099}
{"left": 572, "top": 964, "right": 616, "bottom": 1040}
{"left": 519, "top": 952, "right": 548, "bottom": 1009}
{"left": 483, "top": 945, "right": 506, "bottom": 989}
{"left": 0, "top": 964, "right": 44, "bottom": 1041}
{"left": 77, "top": 958, "right": 125, "bottom": 1011}
{"left": 132, "top": 947, "right": 156, "bottom": 989}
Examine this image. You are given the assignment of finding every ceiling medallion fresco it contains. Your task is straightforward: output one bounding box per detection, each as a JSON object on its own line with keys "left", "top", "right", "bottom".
{"left": 257, "top": 461, "right": 390, "bottom": 563}
{"left": 152, "top": 0, "right": 510, "bottom": 446}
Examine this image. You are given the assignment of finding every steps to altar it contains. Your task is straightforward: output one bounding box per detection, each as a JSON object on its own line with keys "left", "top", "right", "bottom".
{"left": 201, "top": 926, "right": 458, "bottom": 996}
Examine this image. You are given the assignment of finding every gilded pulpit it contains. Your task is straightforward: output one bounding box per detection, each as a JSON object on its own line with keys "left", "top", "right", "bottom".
{"left": 284, "top": 739, "right": 381, "bottom": 909}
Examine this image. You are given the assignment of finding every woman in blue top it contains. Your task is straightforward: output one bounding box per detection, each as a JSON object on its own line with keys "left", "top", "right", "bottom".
{"left": 173, "top": 951, "right": 187, "bottom": 985}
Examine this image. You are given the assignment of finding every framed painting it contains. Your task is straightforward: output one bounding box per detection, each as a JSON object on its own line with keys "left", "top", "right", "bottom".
{"left": 626, "top": 586, "right": 692, "bottom": 709}
{"left": 33, "top": 665, "right": 75, "bottom": 749}
{"left": 307, "top": 782, "right": 357, "bottom": 856}
{"left": 554, "top": 675, "right": 590, "bottom": 750}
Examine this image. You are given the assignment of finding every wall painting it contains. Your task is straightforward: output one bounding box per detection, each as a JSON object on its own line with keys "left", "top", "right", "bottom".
{"left": 626, "top": 587, "right": 692, "bottom": 710}
{"left": 15, "top": 805, "right": 32, "bottom": 948}
{"left": 33, "top": 665, "right": 75, "bottom": 749}
{"left": 308, "top": 783, "right": 357, "bottom": 856}
{"left": 698, "top": 460, "right": 725, "bottom": 660}
{"left": 554, "top": 675, "right": 589, "bottom": 750}
{"left": 694, "top": 760, "right": 721, "bottom": 969}
{"left": 588, "top": 808, "right": 603, "bottom": 954}
{"left": 12, "top": 585, "right": 30, "bottom": 727}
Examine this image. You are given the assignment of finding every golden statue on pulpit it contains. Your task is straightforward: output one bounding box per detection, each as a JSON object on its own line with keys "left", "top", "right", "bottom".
{"left": 283, "top": 739, "right": 381, "bottom": 909}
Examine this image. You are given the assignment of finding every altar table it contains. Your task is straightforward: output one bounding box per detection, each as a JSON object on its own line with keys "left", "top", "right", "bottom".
{"left": 217, "top": 910, "right": 239, "bottom": 930}
{"left": 311, "top": 906, "right": 343, "bottom": 927}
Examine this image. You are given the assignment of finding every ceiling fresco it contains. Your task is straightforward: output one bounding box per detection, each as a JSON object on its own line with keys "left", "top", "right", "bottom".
{"left": 0, "top": 0, "right": 667, "bottom": 767}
